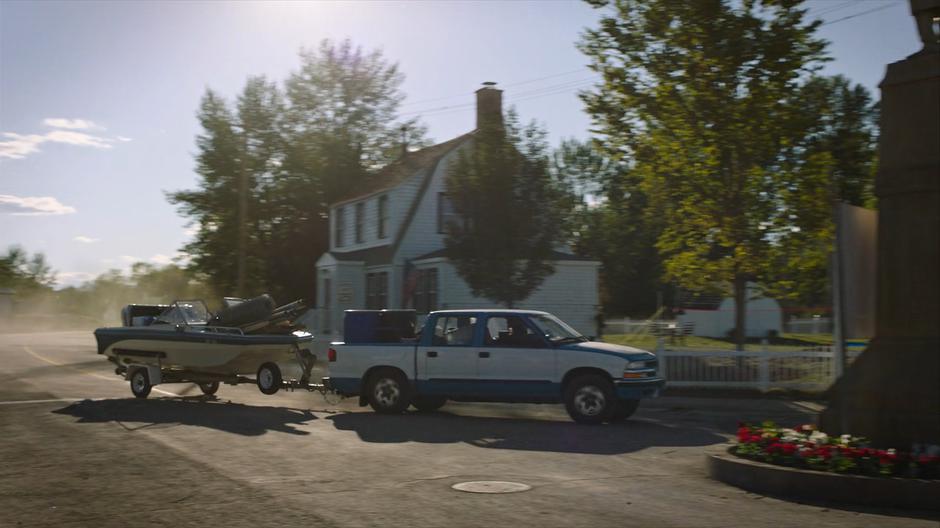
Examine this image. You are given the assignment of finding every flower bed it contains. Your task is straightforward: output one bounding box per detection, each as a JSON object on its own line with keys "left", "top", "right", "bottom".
{"left": 734, "top": 422, "right": 940, "bottom": 480}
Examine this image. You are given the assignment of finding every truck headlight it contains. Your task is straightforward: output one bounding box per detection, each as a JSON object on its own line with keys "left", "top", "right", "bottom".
{"left": 625, "top": 361, "right": 646, "bottom": 370}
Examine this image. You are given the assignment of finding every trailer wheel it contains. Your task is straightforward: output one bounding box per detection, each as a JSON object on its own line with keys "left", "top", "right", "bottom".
{"left": 411, "top": 396, "right": 446, "bottom": 412}
{"left": 366, "top": 368, "right": 411, "bottom": 414}
{"left": 257, "top": 363, "right": 282, "bottom": 395}
{"left": 199, "top": 381, "right": 220, "bottom": 395}
{"left": 563, "top": 374, "right": 614, "bottom": 425}
{"left": 130, "top": 369, "right": 152, "bottom": 399}
{"left": 607, "top": 399, "right": 640, "bottom": 422}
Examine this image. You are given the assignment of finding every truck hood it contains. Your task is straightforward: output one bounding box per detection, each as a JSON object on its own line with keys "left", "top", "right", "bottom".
{"left": 560, "top": 341, "right": 656, "bottom": 361}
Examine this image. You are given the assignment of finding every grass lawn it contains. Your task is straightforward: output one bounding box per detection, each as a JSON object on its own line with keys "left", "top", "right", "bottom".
{"left": 602, "top": 332, "right": 834, "bottom": 352}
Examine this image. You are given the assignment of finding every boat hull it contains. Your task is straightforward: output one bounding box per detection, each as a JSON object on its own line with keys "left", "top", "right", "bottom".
{"left": 94, "top": 327, "right": 314, "bottom": 376}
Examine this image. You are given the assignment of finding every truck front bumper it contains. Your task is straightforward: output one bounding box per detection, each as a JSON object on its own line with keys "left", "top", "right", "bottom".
{"left": 614, "top": 378, "right": 666, "bottom": 399}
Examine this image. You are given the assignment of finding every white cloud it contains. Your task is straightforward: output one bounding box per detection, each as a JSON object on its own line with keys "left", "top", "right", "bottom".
{"left": 0, "top": 119, "right": 131, "bottom": 160}
{"left": 119, "top": 255, "right": 141, "bottom": 263}
{"left": 73, "top": 235, "right": 99, "bottom": 243}
{"left": 0, "top": 194, "right": 76, "bottom": 216}
{"left": 43, "top": 118, "right": 98, "bottom": 130}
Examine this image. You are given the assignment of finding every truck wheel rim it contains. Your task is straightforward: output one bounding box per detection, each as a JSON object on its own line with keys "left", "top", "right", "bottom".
{"left": 574, "top": 386, "right": 605, "bottom": 416}
{"left": 132, "top": 373, "right": 146, "bottom": 392}
{"left": 374, "top": 378, "right": 400, "bottom": 407}
{"left": 259, "top": 369, "right": 274, "bottom": 389}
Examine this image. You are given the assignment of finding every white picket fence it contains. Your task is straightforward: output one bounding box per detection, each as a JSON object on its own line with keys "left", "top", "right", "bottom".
{"left": 656, "top": 345, "right": 861, "bottom": 391}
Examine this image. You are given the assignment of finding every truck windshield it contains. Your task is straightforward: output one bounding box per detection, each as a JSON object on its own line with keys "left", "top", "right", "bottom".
{"left": 529, "top": 314, "right": 587, "bottom": 344}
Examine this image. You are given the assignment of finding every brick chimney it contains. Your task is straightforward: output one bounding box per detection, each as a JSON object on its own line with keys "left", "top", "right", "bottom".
{"left": 475, "top": 82, "right": 502, "bottom": 130}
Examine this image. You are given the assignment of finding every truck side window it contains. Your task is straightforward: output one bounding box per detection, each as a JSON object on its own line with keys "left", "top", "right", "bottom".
{"left": 433, "top": 315, "right": 477, "bottom": 346}
{"left": 484, "top": 316, "right": 542, "bottom": 348}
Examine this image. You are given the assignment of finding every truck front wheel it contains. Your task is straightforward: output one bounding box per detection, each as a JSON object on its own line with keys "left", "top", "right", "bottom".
{"left": 564, "top": 374, "right": 615, "bottom": 425}
{"left": 366, "top": 369, "right": 411, "bottom": 414}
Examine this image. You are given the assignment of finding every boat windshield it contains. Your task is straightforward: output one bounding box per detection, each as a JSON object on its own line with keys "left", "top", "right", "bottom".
{"left": 528, "top": 313, "right": 587, "bottom": 345}
{"left": 155, "top": 300, "right": 210, "bottom": 326}
{"left": 175, "top": 300, "right": 209, "bottom": 325}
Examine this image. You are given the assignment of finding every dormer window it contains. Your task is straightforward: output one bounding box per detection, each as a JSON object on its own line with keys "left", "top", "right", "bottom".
{"left": 335, "top": 206, "right": 345, "bottom": 248}
{"left": 378, "top": 195, "right": 388, "bottom": 239}
{"left": 355, "top": 202, "right": 365, "bottom": 243}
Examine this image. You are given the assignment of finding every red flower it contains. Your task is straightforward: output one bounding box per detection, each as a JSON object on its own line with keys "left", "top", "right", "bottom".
{"left": 781, "top": 443, "right": 797, "bottom": 456}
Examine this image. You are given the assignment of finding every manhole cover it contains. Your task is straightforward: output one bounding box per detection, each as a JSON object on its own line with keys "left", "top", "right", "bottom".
{"left": 451, "top": 481, "right": 532, "bottom": 494}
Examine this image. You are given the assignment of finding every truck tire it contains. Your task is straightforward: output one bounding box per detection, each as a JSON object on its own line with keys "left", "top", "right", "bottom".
{"left": 257, "top": 363, "right": 282, "bottom": 395}
{"left": 608, "top": 399, "right": 640, "bottom": 422}
{"left": 212, "top": 294, "right": 276, "bottom": 327}
{"left": 130, "top": 369, "right": 152, "bottom": 399}
{"left": 412, "top": 395, "right": 447, "bottom": 412}
{"left": 366, "top": 368, "right": 411, "bottom": 414}
{"left": 564, "top": 374, "right": 615, "bottom": 425}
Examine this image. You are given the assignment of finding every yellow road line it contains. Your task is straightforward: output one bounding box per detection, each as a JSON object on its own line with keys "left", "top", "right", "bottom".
{"left": 22, "top": 345, "right": 180, "bottom": 397}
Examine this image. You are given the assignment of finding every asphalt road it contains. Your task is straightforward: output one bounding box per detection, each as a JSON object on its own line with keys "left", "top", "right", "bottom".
{"left": 0, "top": 331, "right": 934, "bottom": 528}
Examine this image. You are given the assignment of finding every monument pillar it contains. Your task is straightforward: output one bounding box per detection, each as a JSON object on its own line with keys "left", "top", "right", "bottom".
{"left": 820, "top": 0, "right": 940, "bottom": 447}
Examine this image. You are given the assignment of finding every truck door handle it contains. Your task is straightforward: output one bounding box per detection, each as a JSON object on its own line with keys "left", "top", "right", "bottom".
{"left": 478, "top": 351, "right": 490, "bottom": 358}
{"left": 427, "top": 351, "right": 438, "bottom": 358}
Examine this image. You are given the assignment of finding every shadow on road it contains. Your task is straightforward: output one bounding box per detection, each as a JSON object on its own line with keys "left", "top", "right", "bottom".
{"left": 328, "top": 411, "right": 724, "bottom": 454}
{"left": 52, "top": 397, "right": 317, "bottom": 436}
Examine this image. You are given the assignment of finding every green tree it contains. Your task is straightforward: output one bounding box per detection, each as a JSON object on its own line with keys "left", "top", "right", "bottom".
{"left": 551, "top": 139, "right": 666, "bottom": 317}
{"left": 0, "top": 246, "right": 55, "bottom": 293}
{"left": 169, "top": 39, "right": 425, "bottom": 304}
{"left": 444, "top": 111, "right": 569, "bottom": 307}
{"left": 580, "top": 0, "right": 829, "bottom": 347}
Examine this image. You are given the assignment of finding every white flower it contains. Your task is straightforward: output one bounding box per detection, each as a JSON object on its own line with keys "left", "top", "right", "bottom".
{"left": 840, "top": 434, "right": 852, "bottom": 445}
{"left": 809, "top": 431, "right": 829, "bottom": 444}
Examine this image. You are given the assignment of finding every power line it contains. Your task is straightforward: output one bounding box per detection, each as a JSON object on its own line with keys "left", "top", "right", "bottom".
{"left": 398, "top": 68, "right": 589, "bottom": 109}
{"left": 820, "top": 3, "right": 897, "bottom": 26}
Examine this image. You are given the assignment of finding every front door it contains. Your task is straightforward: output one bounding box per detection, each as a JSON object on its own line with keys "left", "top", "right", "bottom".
{"left": 476, "top": 315, "right": 556, "bottom": 400}
{"left": 415, "top": 314, "right": 482, "bottom": 396}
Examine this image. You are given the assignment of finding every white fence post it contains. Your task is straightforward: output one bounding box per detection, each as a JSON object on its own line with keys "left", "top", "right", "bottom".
{"left": 758, "top": 340, "right": 770, "bottom": 392}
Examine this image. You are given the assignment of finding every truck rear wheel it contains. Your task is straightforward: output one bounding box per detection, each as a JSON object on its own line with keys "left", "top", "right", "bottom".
{"left": 412, "top": 395, "right": 446, "bottom": 412}
{"left": 366, "top": 369, "right": 411, "bottom": 414}
{"left": 564, "top": 374, "right": 615, "bottom": 425}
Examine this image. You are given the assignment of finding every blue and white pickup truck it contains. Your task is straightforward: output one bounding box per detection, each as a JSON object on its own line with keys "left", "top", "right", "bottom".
{"left": 324, "top": 309, "right": 664, "bottom": 424}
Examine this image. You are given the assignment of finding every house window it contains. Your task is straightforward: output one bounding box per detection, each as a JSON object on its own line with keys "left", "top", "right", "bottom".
{"left": 334, "top": 207, "right": 345, "bottom": 248}
{"left": 377, "top": 195, "right": 388, "bottom": 239}
{"left": 413, "top": 268, "right": 438, "bottom": 313}
{"left": 366, "top": 272, "right": 388, "bottom": 309}
{"left": 437, "top": 193, "right": 457, "bottom": 234}
{"left": 355, "top": 202, "right": 364, "bottom": 244}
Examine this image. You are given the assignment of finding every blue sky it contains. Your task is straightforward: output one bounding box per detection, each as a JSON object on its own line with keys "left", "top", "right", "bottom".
{"left": 0, "top": 0, "right": 920, "bottom": 288}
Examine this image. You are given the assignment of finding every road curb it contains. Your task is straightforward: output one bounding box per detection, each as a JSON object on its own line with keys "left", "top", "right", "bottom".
{"left": 706, "top": 445, "right": 940, "bottom": 512}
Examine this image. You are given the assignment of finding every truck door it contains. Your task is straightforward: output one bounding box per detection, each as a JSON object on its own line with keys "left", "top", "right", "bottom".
{"left": 415, "top": 314, "right": 482, "bottom": 396}
{"left": 476, "top": 315, "right": 556, "bottom": 400}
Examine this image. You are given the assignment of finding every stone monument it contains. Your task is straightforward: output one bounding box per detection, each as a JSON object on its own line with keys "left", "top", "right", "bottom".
{"left": 820, "top": 0, "right": 940, "bottom": 447}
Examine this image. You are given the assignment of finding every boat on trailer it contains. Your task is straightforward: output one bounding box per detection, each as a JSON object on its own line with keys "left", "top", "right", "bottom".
{"left": 94, "top": 296, "right": 319, "bottom": 398}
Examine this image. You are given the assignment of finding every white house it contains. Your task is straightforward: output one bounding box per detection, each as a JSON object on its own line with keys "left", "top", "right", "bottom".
{"left": 314, "top": 83, "right": 601, "bottom": 339}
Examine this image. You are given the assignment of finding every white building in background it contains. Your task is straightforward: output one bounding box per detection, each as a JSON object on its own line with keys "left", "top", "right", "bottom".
{"left": 314, "top": 84, "right": 601, "bottom": 339}
{"left": 677, "top": 289, "right": 784, "bottom": 338}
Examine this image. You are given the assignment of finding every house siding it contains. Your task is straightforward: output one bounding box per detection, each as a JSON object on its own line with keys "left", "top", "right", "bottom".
{"left": 394, "top": 142, "right": 472, "bottom": 264}
{"left": 329, "top": 188, "right": 406, "bottom": 253}
{"left": 433, "top": 259, "right": 601, "bottom": 336}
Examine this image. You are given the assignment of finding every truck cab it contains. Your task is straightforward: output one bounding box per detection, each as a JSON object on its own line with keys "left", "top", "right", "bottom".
{"left": 326, "top": 309, "right": 664, "bottom": 424}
